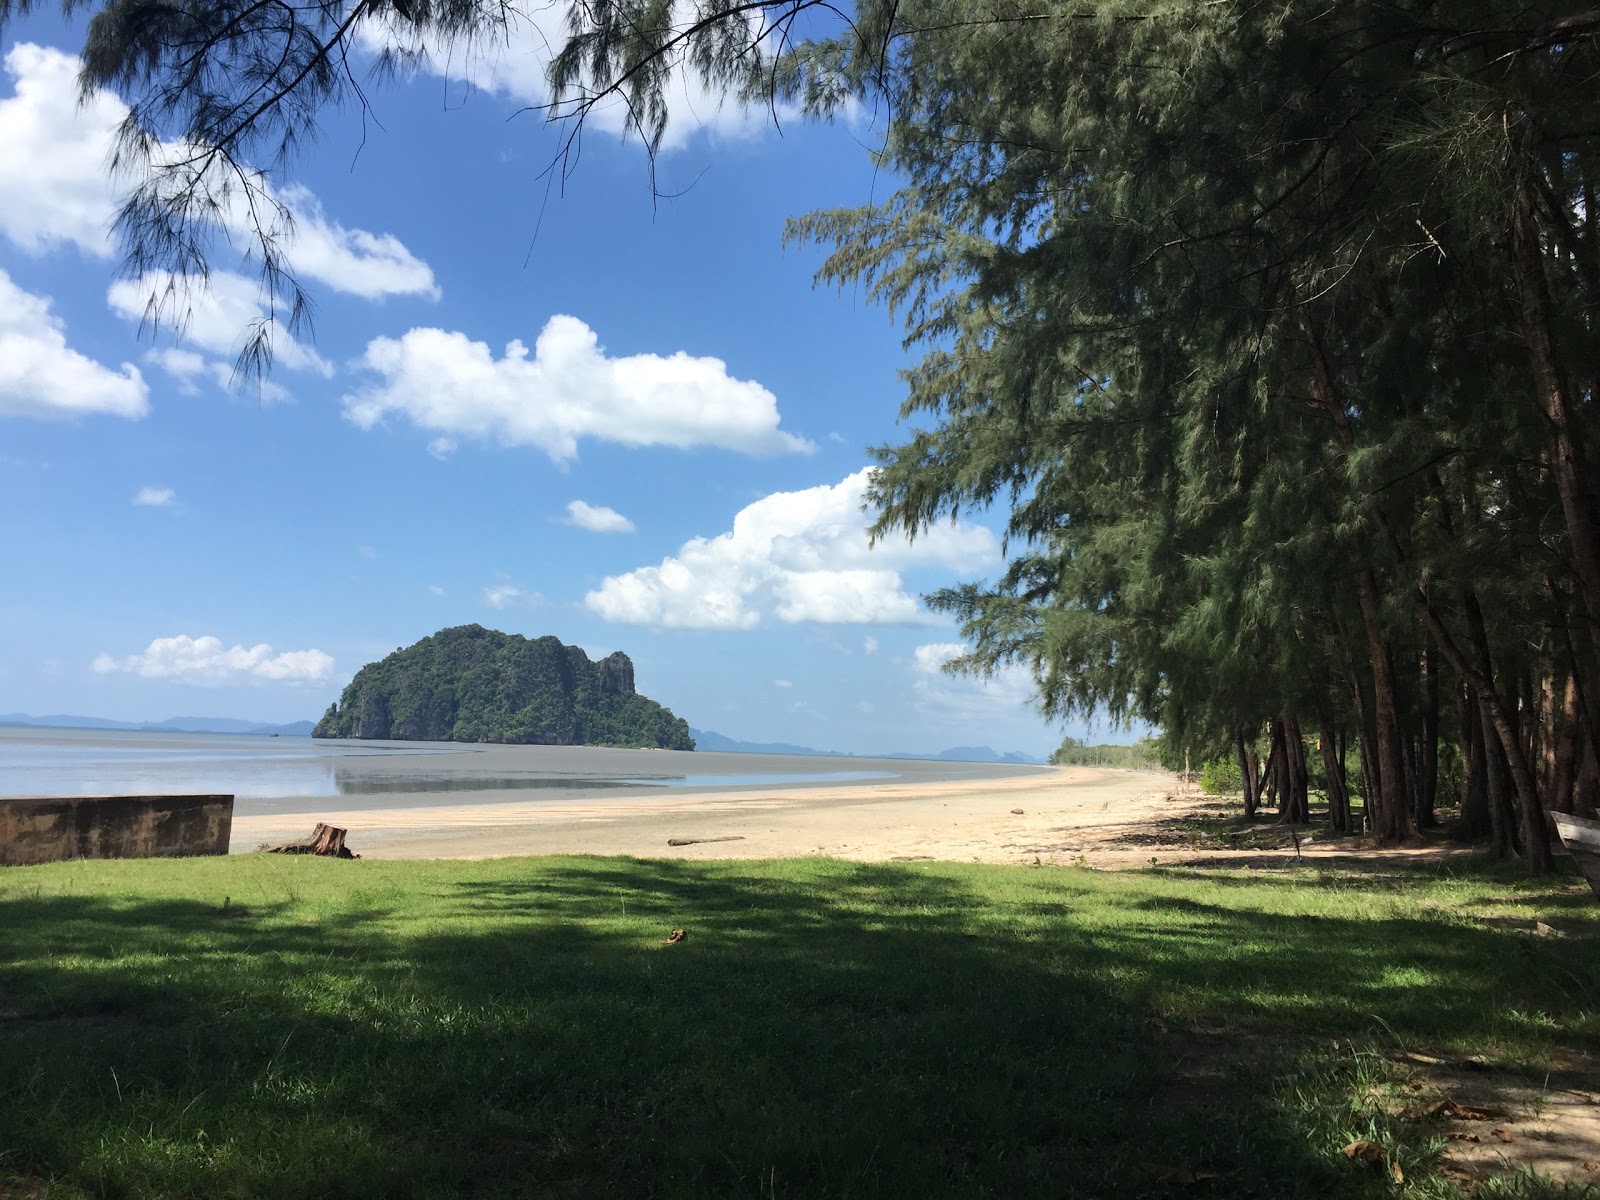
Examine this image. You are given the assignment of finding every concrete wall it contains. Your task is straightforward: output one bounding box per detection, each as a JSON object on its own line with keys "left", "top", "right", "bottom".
{"left": 0, "top": 794, "right": 233, "bottom": 867}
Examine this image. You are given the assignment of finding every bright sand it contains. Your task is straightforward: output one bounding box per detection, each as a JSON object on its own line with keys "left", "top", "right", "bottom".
{"left": 232, "top": 765, "right": 1191, "bottom": 864}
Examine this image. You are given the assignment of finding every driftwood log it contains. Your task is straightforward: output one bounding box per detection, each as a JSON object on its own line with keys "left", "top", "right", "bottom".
{"left": 267, "top": 823, "right": 359, "bottom": 858}
{"left": 666, "top": 835, "right": 746, "bottom": 847}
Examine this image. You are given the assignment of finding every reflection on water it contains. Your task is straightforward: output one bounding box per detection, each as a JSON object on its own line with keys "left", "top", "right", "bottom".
{"left": 0, "top": 730, "right": 902, "bottom": 804}
{"left": 330, "top": 772, "right": 658, "bottom": 795}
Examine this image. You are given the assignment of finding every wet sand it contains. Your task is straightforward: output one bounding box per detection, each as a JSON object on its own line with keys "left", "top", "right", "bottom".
{"left": 233, "top": 763, "right": 1185, "bottom": 862}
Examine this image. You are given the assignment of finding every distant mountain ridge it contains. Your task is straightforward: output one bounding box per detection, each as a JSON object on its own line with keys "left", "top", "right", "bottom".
{"left": 314, "top": 626, "right": 693, "bottom": 749}
{"left": 688, "top": 728, "right": 1045, "bottom": 765}
{"left": 0, "top": 713, "right": 315, "bottom": 737}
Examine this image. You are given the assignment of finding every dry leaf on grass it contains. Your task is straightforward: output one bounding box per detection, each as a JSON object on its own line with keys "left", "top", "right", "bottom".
{"left": 662, "top": 929, "right": 686, "bottom": 945}
{"left": 1145, "top": 1016, "right": 1169, "bottom": 1035}
{"left": 1401, "top": 1098, "right": 1502, "bottom": 1121}
{"left": 1343, "top": 1140, "right": 1384, "bottom": 1164}
{"left": 1492, "top": 1125, "right": 1515, "bottom": 1144}
{"left": 1391, "top": 1162, "right": 1404, "bottom": 1184}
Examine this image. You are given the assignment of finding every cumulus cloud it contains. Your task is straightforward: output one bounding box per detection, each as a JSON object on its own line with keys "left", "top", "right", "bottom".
{"left": 482, "top": 580, "right": 540, "bottom": 609}
{"left": 344, "top": 315, "right": 811, "bottom": 462}
{"left": 563, "top": 500, "right": 635, "bottom": 534}
{"left": 107, "top": 270, "right": 332, "bottom": 387}
{"left": 911, "top": 639, "right": 1037, "bottom": 719}
{"left": 357, "top": 8, "right": 793, "bottom": 153}
{"left": 585, "top": 467, "right": 998, "bottom": 629}
{"left": 93, "top": 634, "right": 333, "bottom": 684}
{"left": 133, "top": 486, "right": 175, "bottom": 507}
{"left": 863, "top": 635, "right": 879, "bottom": 655}
{"left": 914, "top": 642, "right": 967, "bottom": 674}
{"left": 0, "top": 43, "right": 436, "bottom": 299}
{"left": 0, "top": 269, "right": 148, "bottom": 419}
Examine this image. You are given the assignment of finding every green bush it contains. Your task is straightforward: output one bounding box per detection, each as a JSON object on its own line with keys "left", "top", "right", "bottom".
{"left": 1199, "top": 755, "right": 1242, "bottom": 795}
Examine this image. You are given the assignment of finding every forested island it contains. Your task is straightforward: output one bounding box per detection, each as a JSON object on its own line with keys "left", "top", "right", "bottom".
{"left": 312, "top": 626, "right": 694, "bottom": 749}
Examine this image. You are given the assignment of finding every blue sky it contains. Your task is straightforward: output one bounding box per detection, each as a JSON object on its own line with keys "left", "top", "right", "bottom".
{"left": 0, "top": 13, "right": 1101, "bottom": 756}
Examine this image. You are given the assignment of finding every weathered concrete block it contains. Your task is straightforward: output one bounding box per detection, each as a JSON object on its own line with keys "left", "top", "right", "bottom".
{"left": 0, "top": 794, "right": 233, "bottom": 867}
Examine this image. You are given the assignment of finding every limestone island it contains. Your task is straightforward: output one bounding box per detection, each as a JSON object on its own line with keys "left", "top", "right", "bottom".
{"left": 313, "top": 625, "right": 695, "bottom": 750}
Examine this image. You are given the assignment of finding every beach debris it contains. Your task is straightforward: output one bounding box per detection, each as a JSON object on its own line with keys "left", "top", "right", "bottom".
{"left": 666, "top": 835, "right": 746, "bottom": 847}
{"left": 1400, "top": 1098, "right": 1502, "bottom": 1122}
{"left": 1010, "top": 808, "right": 1024, "bottom": 815}
{"left": 663, "top": 929, "right": 686, "bottom": 945}
{"left": 266, "top": 823, "right": 359, "bottom": 859}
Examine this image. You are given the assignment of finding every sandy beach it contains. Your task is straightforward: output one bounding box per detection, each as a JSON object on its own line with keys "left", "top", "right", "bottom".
{"left": 233, "top": 764, "right": 1202, "bottom": 863}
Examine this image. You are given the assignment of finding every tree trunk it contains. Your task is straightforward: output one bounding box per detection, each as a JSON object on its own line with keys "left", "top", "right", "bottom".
{"left": 1319, "top": 718, "right": 1350, "bottom": 833}
{"left": 1512, "top": 173, "right": 1600, "bottom": 627}
{"left": 1551, "top": 675, "right": 1581, "bottom": 815}
{"left": 1236, "top": 730, "right": 1259, "bottom": 817}
{"left": 1479, "top": 704, "right": 1520, "bottom": 859}
{"left": 1419, "top": 647, "right": 1439, "bottom": 827}
{"left": 1458, "top": 691, "right": 1490, "bottom": 842}
{"left": 1356, "top": 564, "right": 1414, "bottom": 845}
{"left": 1278, "top": 716, "right": 1309, "bottom": 825}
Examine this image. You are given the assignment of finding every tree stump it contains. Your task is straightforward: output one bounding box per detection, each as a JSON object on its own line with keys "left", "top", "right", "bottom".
{"left": 267, "top": 822, "right": 358, "bottom": 858}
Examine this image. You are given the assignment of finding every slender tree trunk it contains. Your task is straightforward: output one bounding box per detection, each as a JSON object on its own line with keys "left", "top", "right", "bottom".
{"left": 1417, "top": 593, "right": 1553, "bottom": 873}
{"left": 1236, "top": 730, "right": 1258, "bottom": 817}
{"left": 1551, "top": 675, "right": 1581, "bottom": 815}
{"left": 1479, "top": 702, "right": 1521, "bottom": 859}
{"left": 1262, "top": 728, "right": 1283, "bottom": 812}
{"left": 1356, "top": 565, "right": 1414, "bottom": 844}
{"left": 1512, "top": 173, "right": 1600, "bottom": 626}
{"left": 1458, "top": 690, "right": 1490, "bottom": 841}
{"left": 1348, "top": 671, "right": 1378, "bottom": 835}
{"left": 1419, "top": 647, "right": 1439, "bottom": 827}
{"left": 1279, "top": 716, "right": 1309, "bottom": 824}
{"left": 1319, "top": 718, "right": 1349, "bottom": 833}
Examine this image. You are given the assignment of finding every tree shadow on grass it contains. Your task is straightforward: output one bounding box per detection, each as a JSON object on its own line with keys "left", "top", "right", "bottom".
{"left": 0, "top": 857, "right": 1593, "bottom": 1198}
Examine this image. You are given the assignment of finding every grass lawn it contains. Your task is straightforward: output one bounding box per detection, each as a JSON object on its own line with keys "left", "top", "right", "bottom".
{"left": 1, "top": 853, "right": 1596, "bottom": 1198}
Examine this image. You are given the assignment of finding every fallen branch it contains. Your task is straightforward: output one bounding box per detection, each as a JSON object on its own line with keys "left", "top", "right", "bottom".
{"left": 666, "top": 835, "right": 746, "bottom": 847}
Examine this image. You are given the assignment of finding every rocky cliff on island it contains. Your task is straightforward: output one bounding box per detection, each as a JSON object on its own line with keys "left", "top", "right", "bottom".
{"left": 313, "top": 625, "right": 694, "bottom": 749}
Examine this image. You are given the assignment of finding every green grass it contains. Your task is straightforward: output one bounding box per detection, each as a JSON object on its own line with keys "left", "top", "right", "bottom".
{"left": 1, "top": 853, "right": 1596, "bottom": 1198}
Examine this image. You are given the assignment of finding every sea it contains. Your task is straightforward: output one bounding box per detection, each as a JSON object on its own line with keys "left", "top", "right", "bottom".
{"left": 0, "top": 726, "right": 1046, "bottom": 817}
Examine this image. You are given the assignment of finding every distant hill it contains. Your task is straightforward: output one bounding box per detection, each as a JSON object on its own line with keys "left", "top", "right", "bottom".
{"left": 0, "top": 713, "right": 315, "bottom": 736}
{"left": 314, "top": 626, "right": 693, "bottom": 749}
{"left": 689, "top": 728, "right": 1045, "bottom": 765}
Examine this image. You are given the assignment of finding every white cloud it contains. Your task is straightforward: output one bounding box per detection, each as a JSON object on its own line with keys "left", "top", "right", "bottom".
{"left": 563, "top": 500, "right": 635, "bottom": 534}
{"left": 108, "top": 270, "right": 332, "bottom": 384}
{"left": 914, "top": 642, "right": 968, "bottom": 674}
{"left": 93, "top": 634, "right": 333, "bottom": 684}
{"left": 483, "top": 580, "right": 541, "bottom": 609}
{"left": 133, "top": 486, "right": 175, "bottom": 507}
{"left": 345, "top": 315, "right": 812, "bottom": 462}
{"left": 427, "top": 437, "right": 457, "bottom": 460}
{"left": 911, "top": 639, "right": 1037, "bottom": 721}
{"left": 428, "top": 584, "right": 446, "bottom": 596}
{"left": 774, "top": 678, "right": 793, "bottom": 688}
{"left": 357, "top": 7, "right": 793, "bottom": 154}
{"left": 585, "top": 467, "right": 998, "bottom": 629}
{"left": 0, "top": 43, "right": 436, "bottom": 300}
{"left": 0, "top": 269, "right": 148, "bottom": 419}
{"left": 863, "top": 635, "right": 879, "bottom": 655}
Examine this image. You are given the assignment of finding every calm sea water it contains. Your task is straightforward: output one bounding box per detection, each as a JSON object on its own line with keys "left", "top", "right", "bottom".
{"left": 0, "top": 727, "right": 1038, "bottom": 815}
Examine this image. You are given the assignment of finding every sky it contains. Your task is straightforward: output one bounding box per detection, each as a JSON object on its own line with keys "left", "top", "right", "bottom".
{"left": 0, "top": 12, "right": 1109, "bottom": 757}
